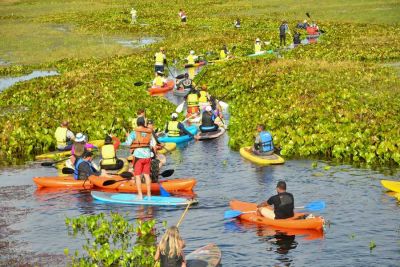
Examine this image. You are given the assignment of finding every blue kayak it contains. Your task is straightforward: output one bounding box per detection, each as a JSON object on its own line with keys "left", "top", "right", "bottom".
{"left": 158, "top": 125, "right": 198, "bottom": 144}
{"left": 91, "top": 191, "right": 195, "bottom": 206}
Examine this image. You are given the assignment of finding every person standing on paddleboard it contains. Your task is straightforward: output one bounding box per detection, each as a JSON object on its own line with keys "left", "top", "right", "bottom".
{"left": 257, "top": 181, "right": 294, "bottom": 219}
{"left": 154, "top": 47, "right": 167, "bottom": 74}
{"left": 279, "top": 20, "right": 290, "bottom": 46}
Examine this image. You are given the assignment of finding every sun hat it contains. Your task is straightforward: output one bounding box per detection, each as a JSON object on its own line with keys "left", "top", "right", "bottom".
{"left": 75, "top": 133, "right": 85, "bottom": 142}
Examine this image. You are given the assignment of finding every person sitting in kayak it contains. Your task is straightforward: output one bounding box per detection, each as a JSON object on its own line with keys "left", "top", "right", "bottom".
{"left": 293, "top": 31, "right": 301, "bottom": 46}
{"left": 186, "top": 50, "right": 198, "bottom": 65}
{"left": 100, "top": 135, "right": 124, "bottom": 171}
{"left": 257, "top": 180, "right": 294, "bottom": 219}
{"left": 74, "top": 151, "right": 108, "bottom": 180}
{"left": 254, "top": 38, "right": 262, "bottom": 54}
{"left": 55, "top": 120, "right": 75, "bottom": 151}
{"left": 153, "top": 71, "right": 167, "bottom": 87}
{"left": 70, "top": 132, "right": 97, "bottom": 165}
{"left": 220, "top": 44, "right": 229, "bottom": 60}
{"left": 253, "top": 124, "right": 274, "bottom": 155}
{"left": 198, "top": 84, "right": 210, "bottom": 104}
{"left": 165, "top": 113, "right": 194, "bottom": 137}
{"left": 199, "top": 106, "right": 219, "bottom": 133}
{"left": 177, "top": 73, "right": 195, "bottom": 91}
{"left": 154, "top": 226, "right": 186, "bottom": 267}
{"left": 209, "top": 95, "right": 224, "bottom": 119}
{"left": 185, "top": 87, "right": 200, "bottom": 114}
{"left": 234, "top": 18, "right": 241, "bottom": 28}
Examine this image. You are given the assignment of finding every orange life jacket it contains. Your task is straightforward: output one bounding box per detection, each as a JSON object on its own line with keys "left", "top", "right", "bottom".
{"left": 130, "top": 126, "right": 152, "bottom": 150}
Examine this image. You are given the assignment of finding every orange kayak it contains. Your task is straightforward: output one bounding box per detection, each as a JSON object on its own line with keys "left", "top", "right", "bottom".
{"left": 89, "top": 176, "right": 196, "bottom": 193}
{"left": 149, "top": 80, "right": 174, "bottom": 95}
{"left": 230, "top": 200, "right": 325, "bottom": 231}
{"left": 33, "top": 176, "right": 93, "bottom": 189}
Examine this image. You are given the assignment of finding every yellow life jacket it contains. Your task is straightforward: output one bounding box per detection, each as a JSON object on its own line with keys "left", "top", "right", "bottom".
{"left": 55, "top": 127, "right": 67, "bottom": 147}
{"left": 187, "top": 93, "right": 199, "bottom": 107}
{"left": 255, "top": 43, "right": 262, "bottom": 53}
{"left": 101, "top": 144, "right": 116, "bottom": 165}
{"left": 220, "top": 50, "right": 226, "bottom": 60}
{"left": 199, "top": 91, "right": 208, "bottom": 103}
{"left": 154, "top": 76, "right": 164, "bottom": 87}
{"left": 187, "top": 54, "right": 195, "bottom": 65}
{"left": 155, "top": 52, "right": 164, "bottom": 65}
{"left": 131, "top": 126, "right": 152, "bottom": 150}
{"left": 167, "top": 121, "right": 180, "bottom": 137}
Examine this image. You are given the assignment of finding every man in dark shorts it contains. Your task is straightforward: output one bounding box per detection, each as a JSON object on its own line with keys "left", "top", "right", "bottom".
{"left": 257, "top": 181, "right": 294, "bottom": 219}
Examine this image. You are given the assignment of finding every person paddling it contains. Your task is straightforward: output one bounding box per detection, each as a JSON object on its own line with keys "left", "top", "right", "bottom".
{"left": 254, "top": 38, "right": 262, "bottom": 53}
{"left": 219, "top": 44, "right": 229, "bottom": 60}
{"left": 154, "top": 47, "right": 167, "bottom": 74}
{"left": 153, "top": 71, "right": 167, "bottom": 87}
{"left": 185, "top": 87, "right": 200, "bottom": 115}
{"left": 177, "top": 73, "right": 195, "bottom": 91}
{"left": 154, "top": 226, "right": 187, "bottom": 267}
{"left": 252, "top": 124, "right": 274, "bottom": 155}
{"left": 55, "top": 120, "right": 75, "bottom": 151}
{"left": 186, "top": 50, "right": 198, "bottom": 65}
{"left": 257, "top": 181, "right": 294, "bottom": 219}
{"left": 70, "top": 132, "right": 97, "bottom": 165}
{"left": 199, "top": 106, "right": 219, "bottom": 133}
{"left": 74, "top": 151, "right": 108, "bottom": 180}
{"left": 165, "top": 113, "right": 194, "bottom": 137}
{"left": 100, "top": 135, "right": 124, "bottom": 171}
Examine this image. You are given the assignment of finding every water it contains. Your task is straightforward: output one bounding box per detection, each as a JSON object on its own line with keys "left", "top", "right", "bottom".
{"left": 115, "top": 37, "right": 160, "bottom": 49}
{"left": 0, "top": 70, "right": 58, "bottom": 92}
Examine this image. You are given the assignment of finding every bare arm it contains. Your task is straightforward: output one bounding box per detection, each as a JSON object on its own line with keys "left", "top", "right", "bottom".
{"left": 154, "top": 245, "right": 160, "bottom": 261}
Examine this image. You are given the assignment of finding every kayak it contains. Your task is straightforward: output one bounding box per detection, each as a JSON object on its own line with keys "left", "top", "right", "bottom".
{"left": 89, "top": 176, "right": 197, "bottom": 193}
{"left": 230, "top": 200, "right": 325, "bottom": 231}
{"left": 173, "top": 87, "right": 191, "bottom": 97}
{"left": 91, "top": 191, "right": 195, "bottom": 206}
{"left": 239, "top": 147, "right": 284, "bottom": 165}
{"left": 158, "top": 142, "right": 177, "bottom": 153}
{"left": 33, "top": 176, "right": 93, "bottom": 189}
{"left": 158, "top": 125, "right": 198, "bottom": 143}
{"left": 184, "top": 60, "right": 206, "bottom": 68}
{"left": 186, "top": 243, "right": 222, "bottom": 267}
{"left": 208, "top": 58, "right": 230, "bottom": 64}
{"left": 196, "top": 128, "right": 225, "bottom": 140}
{"left": 148, "top": 80, "right": 175, "bottom": 95}
{"left": 99, "top": 158, "right": 130, "bottom": 175}
{"left": 248, "top": 50, "right": 274, "bottom": 57}
{"left": 381, "top": 180, "right": 400, "bottom": 193}
{"left": 35, "top": 139, "right": 105, "bottom": 160}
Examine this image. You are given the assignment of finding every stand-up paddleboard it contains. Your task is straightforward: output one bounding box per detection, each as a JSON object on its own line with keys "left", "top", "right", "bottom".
{"left": 196, "top": 128, "right": 225, "bottom": 141}
{"left": 91, "top": 191, "right": 195, "bottom": 206}
{"left": 186, "top": 243, "right": 221, "bottom": 267}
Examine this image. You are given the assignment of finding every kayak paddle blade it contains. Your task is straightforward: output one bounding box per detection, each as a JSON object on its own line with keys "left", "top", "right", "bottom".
{"left": 175, "top": 74, "right": 185, "bottom": 80}
{"left": 176, "top": 101, "right": 185, "bottom": 113}
{"left": 41, "top": 161, "right": 55, "bottom": 167}
{"left": 134, "top": 81, "right": 144, "bottom": 86}
{"left": 62, "top": 167, "right": 74, "bottom": 174}
{"left": 304, "top": 201, "right": 326, "bottom": 212}
{"left": 160, "top": 169, "right": 174, "bottom": 178}
{"left": 103, "top": 179, "right": 119, "bottom": 186}
{"left": 159, "top": 184, "right": 171, "bottom": 197}
{"left": 224, "top": 210, "right": 243, "bottom": 219}
{"left": 120, "top": 172, "right": 133, "bottom": 179}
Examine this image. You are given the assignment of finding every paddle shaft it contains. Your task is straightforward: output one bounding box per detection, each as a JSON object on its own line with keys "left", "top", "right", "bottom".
{"left": 41, "top": 157, "right": 70, "bottom": 166}
{"left": 176, "top": 201, "right": 193, "bottom": 228}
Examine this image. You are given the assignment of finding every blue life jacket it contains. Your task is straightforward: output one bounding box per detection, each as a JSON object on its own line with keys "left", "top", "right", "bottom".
{"left": 260, "top": 131, "right": 274, "bottom": 152}
{"left": 73, "top": 158, "right": 95, "bottom": 180}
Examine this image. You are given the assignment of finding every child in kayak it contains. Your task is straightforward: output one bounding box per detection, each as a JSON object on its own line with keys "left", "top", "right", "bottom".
{"left": 257, "top": 181, "right": 294, "bottom": 219}
{"left": 155, "top": 226, "right": 186, "bottom": 267}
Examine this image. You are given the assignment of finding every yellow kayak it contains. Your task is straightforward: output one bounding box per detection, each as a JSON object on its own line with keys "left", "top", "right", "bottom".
{"left": 35, "top": 139, "right": 105, "bottom": 160}
{"left": 239, "top": 146, "right": 284, "bottom": 165}
{"left": 158, "top": 142, "right": 177, "bottom": 154}
{"left": 381, "top": 180, "right": 400, "bottom": 193}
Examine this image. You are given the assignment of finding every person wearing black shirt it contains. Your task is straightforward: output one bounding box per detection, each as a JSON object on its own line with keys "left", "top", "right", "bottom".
{"left": 257, "top": 181, "right": 294, "bottom": 219}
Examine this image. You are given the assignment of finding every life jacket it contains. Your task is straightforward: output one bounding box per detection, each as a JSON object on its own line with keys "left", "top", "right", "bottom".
{"left": 73, "top": 158, "right": 94, "bottom": 180}
{"left": 199, "top": 91, "right": 208, "bottom": 103}
{"left": 182, "top": 78, "right": 193, "bottom": 89}
{"left": 220, "top": 50, "right": 227, "bottom": 60}
{"left": 187, "top": 54, "right": 195, "bottom": 65}
{"left": 187, "top": 93, "right": 199, "bottom": 107}
{"left": 167, "top": 121, "right": 180, "bottom": 137}
{"left": 201, "top": 111, "right": 215, "bottom": 127}
{"left": 154, "top": 76, "right": 164, "bottom": 87}
{"left": 259, "top": 131, "right": 274, "bottom": 153}
{"left": 101, "top": 144, "right": 117, "bottom": 165}
{"left": 255, "top": 43, "right": 262, "bottom": 53}
{"left": 55, "top": 127, "right": 68, "bottom": 147}
{"left": 306, "top": 26, "right": 317, "bottom": 35}
{"left": 155, "top": 52, "right": 164, "bottom": 65}
{"left": 131, "top": 126, "right": 152, "bottom": 150}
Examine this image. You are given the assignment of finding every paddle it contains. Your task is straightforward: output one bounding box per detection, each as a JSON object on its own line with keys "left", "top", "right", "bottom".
{"left": 176, "top": 199, "right": 195, "bottom": 227}
{"left": 41, "top": 157, "right": 70, "bottom": 167}
{"left": 223, "top": 201, "right": 326, "bottom": 219}
{"left": 102, "top": 169, "right": 174, "bottom": 186}
{"left": 61, "top": 167, "right": 133, "bottom": 179}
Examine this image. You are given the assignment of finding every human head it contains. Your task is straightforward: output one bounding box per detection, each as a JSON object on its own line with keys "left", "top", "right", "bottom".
{"left": 61, "top": 120, "right": 69, "bottom": 127}
{"left": 304, "top": 19, "right": 307, "bottom": 23}
{"left": 256, "top": 124, "right": 265, "bottom": 132}
{"left": 160, "top": 47, "right": 165, "bottom": 52}
{"left": 159, "top": 226, "right": 182, "bottom": 258}
{"left": 171, "top": 113, "right": 178, "bottom": 120}
{"left": 82, "top": 150, "right": 93, "bottom": 160}
{"left": 205, "top": 106, "right": 212, "bottom": 112}
{"left": 75, "top": 132, "right": 85, "bottom": 143}
{"left": 276, "top": 180, "right": 287, "bottom": 193}
{"left": 104, "top": 135, "right": 112, "bottom": 144}
{"left": 256, "top": 38, "right": 260, "bottom": 42}
{"left": 201, "top": 84, "right": 207, "bottom": 91}
{"left": 137, "top": 116, "right": 146, "bottom": 127}
{"left": 137, "top": 108, "right": 145, "bottom": 116}
{"left": 184, "top": 72, "right": 189, "bottom": 78}
{"left": 190, "top": 50, "right": 195, "bottom": 55}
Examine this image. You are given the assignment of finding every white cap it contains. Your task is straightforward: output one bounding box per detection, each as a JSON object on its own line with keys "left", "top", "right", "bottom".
{"left": 190, "top": 50, "right": 195, "bottom": 55}
{"left": 205, "top": 106, "right": 212, "bottom": 112}
{"left": 157, "top": 70, "right": 164, "bottom": 75}
{"left": 75, "top": 133, "right": 85, "bottom": 142}
{"left": 256, "top": 38, "right": 260, "bottom": 42}
{"left": 171, "top": 113, "right": 178, "bottom": 119}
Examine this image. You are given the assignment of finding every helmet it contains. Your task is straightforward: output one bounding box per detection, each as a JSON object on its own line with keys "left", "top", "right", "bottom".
{"left": 190, "top": 50, "right": 195, "bottom": 55}
{"left": 171, "top": 113, "right": 178, "bottom": 119}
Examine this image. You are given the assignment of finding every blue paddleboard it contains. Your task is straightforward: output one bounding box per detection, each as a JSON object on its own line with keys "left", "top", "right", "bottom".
{"left": 91, "top": 191, "right": 194, "bottom": 206}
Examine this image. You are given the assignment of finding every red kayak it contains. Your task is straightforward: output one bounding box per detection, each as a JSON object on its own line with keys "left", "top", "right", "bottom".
{"left": 148, "top": 80, "right": 174, "bottom": 95}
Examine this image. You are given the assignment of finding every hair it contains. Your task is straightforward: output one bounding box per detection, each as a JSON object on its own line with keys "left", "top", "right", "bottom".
{"left": 257, "top": 124, "right": 265, "bottom": 130}
{"left": 82, "top": 151, "right": 93, "bottom": 158}
{"left": 61, "top": 120, "right": 69, "bottom": 127}
{"left": 104, "top": 135, "right": 112, "bottom": 144}
{"left": 74, "top": 142, "right": 85, "bottom": 157}
{"left": 137, "top": 108, "right": 145, "bottom": 115}
{"left": 159, "top": 226, "right": 183, "bottom": 258}
{"left": 137, "top": 117, "right": 146, "bottom": 126}
{"left": 277, "top": 180, "right": 287, "bottom": 190}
